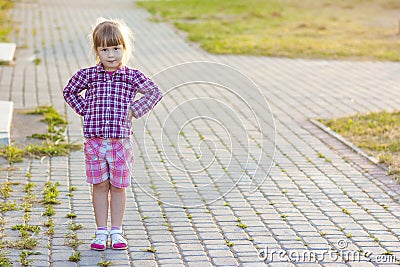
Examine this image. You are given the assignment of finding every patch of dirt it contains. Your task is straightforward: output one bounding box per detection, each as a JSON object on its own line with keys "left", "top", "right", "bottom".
{"left": 10, "top": 109, "right": 48, "bottom": 148}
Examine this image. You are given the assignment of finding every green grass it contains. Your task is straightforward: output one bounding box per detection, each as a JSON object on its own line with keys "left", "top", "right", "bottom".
{"left": 25, "top": 142, "right": 81, "bottom": 157}
{"left": 137, "top": 0, "right": 400, "bottom": 61}
{"left": 64, "top": 231, "right": 83, "bottom": 249}
{"left": 97, "top": 260, "right": 113, "bottom": 267}
{"left": 42, "top": 205, "right": 55, "bottom": 217}
{"left": 6, "top": 237, "right": 38, "bottom": 250}
{"left": 225, "top": 240, "right": 235, "bottom": 247}
{"left": 0, "top": 182, "right": 13, "bottom": 198}
{"left": 321, "top": 110, "right": 400, "bottom": 180}
{"left": 20, "top": 250, "right": 40, "bottom": 266}
{"left": 68, "top": 251, "right": 81, "bottom": 262}
{"left": 237, "top": 222, "right": 248, "bottom": 229}
{"left": 42, "top": 181, "right": 60, "bottom": 205}
{"left": 25, "top": 105, "right": 68, "bottom": 142}
{"left": 68, "top": 222, "right": 83, "bottom": 231}
{"left": 143, "top": 246, "right": 156, "bottom": 253}
{"left": 0, "top": 200, "right": 17, "bottom": 212}
{"left": 12, "top": 224, "right": 40, "bottom": 234}
{"left": 0, "top": 0, "right": 13, "bottom": 42}
{"left": 66, "top": 213, "right": 77, "bottom": 219}
{"left": 0, "top": 251, "right": 12, "bottom": 267}
{"left": 0, "top": 106, "right": 81, "bottom": 164}
{"left": 0, "top": 143, "right": 25, "bottom": 164}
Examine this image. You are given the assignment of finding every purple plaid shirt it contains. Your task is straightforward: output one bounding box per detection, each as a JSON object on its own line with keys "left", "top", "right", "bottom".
{"left": 63, "top": 63, "right": 163, "bottom": 138}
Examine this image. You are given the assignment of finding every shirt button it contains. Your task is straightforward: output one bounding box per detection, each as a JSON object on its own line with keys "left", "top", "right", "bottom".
{"left": 106, "top": 121, "right": 109, "bottom": 124}
{"left": 107, "top": 107, "right": 111, "bottom": 110}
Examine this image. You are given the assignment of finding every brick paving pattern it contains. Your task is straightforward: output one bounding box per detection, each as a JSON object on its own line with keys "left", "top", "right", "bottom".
{"left": 0, "top": 0, "right": 399, "bottom": 266}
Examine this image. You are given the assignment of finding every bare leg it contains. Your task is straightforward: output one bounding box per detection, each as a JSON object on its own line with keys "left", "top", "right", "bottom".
{"left": 92, "top": 180, "right": 110, "bottom": 227}
{"left": 110, "top": 184, "right": 126, "bottom": 226}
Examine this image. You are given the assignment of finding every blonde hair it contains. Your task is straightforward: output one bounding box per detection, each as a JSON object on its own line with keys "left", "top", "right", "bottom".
{"left": 91, "top": 18, "right": 134, "bottom": 65}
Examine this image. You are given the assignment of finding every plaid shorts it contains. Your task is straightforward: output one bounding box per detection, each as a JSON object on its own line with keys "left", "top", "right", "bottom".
{"left": 84, "top": 137, "right": 134, "bottom": 188}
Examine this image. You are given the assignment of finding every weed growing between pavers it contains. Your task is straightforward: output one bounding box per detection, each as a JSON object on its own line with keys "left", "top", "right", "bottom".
{"left": 225, "top": 240, "right": 234, "bottom": 247}
{"left": 33, "top": 58, "right": 41, "bottom": 66}
{"left": 42, "top": 181, "right": 60, "bottom": 205}
{"left": 20, "top": 250, "right": 40, "bottom": 266}
{"left": 143, "top": 246, "right": 156, "bottom": 253}
{"left": 0, "top": 178, "right": 52, "bottom": 265}
{"left": 0, "top": 180, "right": 63, "bottom": 266}
{"left": 0, "top": 106, "right": 81, "bottom": 165}
{"left": 67, "top": 185, "right": 77, "bottom": 197}
{"left": 64, "top": 231, "right": 83, "bottom": 250}
{"left": 97, "top": 259, "right": 114, "bottom": 266}
{"left": 68, "top": 251, "right": 81, "bottom": 262}
{"left": 320, "top": 110, "right": 400, "bottom": 181}
{"left": 0, "top": 181, "right": 13, "bottom": 198}
{"left": 0, "top": 199, "right": 17, "bottom": 212}
{"left": 42, "top": 181, "right": 60, "bottom": 250}
{"left": 0, "top": 251, "right": 12, "bottom": 266}
{"left": 0, "top": 181, "right": 14, "bottom": 265}
{"left": 0, "top": 144, "right": 25, "bottom": 164}
{"left": 65, "top": 190, "right": 83, "bottom": 262}
{"left": 236, "top": 217, "right": 248, "bottom": 229}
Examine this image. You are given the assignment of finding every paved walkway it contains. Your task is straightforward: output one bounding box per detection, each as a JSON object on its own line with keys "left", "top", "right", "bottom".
{"left": 0, "top": 0, "right": 399, "bottom": 266}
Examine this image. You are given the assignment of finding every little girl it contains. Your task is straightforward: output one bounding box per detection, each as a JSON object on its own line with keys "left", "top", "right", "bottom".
{"left": 63, "top": 18, "right": 163, "bottom": 250}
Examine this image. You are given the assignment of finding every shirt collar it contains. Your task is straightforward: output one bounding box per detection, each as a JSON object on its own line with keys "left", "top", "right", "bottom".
{"left": 96, "top": 63, "right": 127, "bottom": 75}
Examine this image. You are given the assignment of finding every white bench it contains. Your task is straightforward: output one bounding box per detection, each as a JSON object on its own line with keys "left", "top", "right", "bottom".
{"left": 0, "top": 43, "right": 16, "bottom": 63}
{"left": 0, "top": 101, "right": 13, "bottom": 146}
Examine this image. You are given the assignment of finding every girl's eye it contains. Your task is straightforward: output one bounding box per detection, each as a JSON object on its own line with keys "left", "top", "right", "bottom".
{"left": 114, "top": 47, "right": 119, "bottom": 51}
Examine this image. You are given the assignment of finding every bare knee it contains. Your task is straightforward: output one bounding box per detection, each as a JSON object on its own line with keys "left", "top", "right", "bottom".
{"left": 110, "top": 184, "right": 125, "bottom": 194}
{"left": 93, "top": 180, "right": 110, "bottom": 192}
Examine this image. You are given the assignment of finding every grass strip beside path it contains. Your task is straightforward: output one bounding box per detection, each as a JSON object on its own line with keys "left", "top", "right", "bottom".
{"left": 0, "top": 0, "right": 13, "bottom": 42}
{"left": 320, "top": 111, "right": 400, "bottom": 181}
{"left": 137, "top": 0, "right": 400, "bottom": 61}
{"left": 0, "top": 106, "right": 81, "bottom": 164}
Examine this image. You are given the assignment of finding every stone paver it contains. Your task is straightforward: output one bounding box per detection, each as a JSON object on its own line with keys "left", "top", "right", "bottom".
{"left": 0, "top": 0, "right": 399, "bottom": 266}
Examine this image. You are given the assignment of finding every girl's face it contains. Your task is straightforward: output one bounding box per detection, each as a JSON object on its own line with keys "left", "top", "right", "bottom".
{"left": 96, "top": 44, "right": 124, "bottom": 71}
